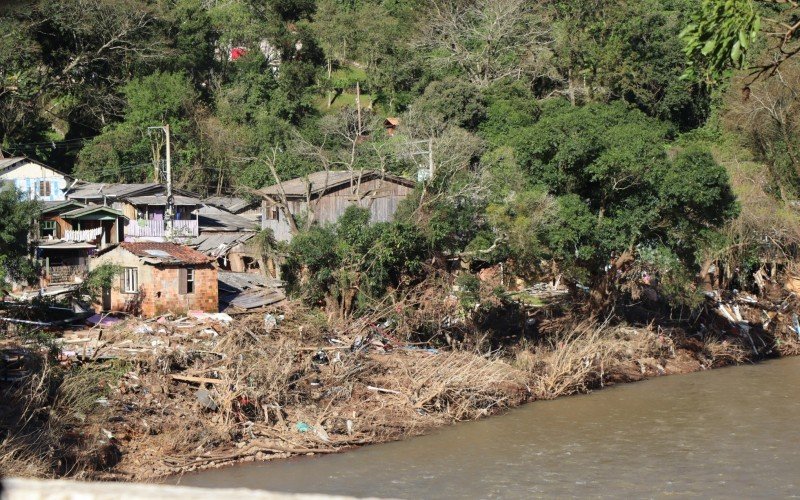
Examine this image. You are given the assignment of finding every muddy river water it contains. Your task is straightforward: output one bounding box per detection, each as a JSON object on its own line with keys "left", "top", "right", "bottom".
{"left": 178, "top": 357, "right": 800, "bottom": 498}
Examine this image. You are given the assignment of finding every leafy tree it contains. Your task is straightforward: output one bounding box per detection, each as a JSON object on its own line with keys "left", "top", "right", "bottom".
{"left": 494, "top": 101, "right": 738, "bottom": 306}
{"left": 551, "top": 0, "right": 708, "bottom": 128}
{"left": 0, "top": 186, "right": 39, "bottom": 291}
{"left": 75, "top": 71, "right": 199, "bottom": 184}
{"left": 680, "top": 0, "right": 800, "bottom": 83}
{"left": 285, "top": 206, "right": 425, "bottom": 315}
{"left": 478, "top": 80, "right": 540, "bottom": 146}
{"left": 410, "top": 78, "right": 486, "bottom": 132}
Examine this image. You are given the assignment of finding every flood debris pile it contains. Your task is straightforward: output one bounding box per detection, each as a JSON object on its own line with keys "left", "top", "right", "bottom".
{"left": 2, "top": 273, "right": 800, "bottom": 480}
{"left": 0, "top": 303, "right": 528, "bottom": 479}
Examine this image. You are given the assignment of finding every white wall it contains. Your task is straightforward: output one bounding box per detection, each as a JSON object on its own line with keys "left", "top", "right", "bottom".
{"left": 0, "top": 160, "right": 69, "bottom": 201}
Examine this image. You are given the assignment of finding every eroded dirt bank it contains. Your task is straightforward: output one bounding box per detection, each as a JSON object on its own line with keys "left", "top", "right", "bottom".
{"left": 2, "top": 288, "right": 799, "bottom": 481}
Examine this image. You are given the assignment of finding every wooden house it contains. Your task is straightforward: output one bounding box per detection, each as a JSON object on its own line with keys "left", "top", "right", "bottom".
{"left": 260, "top": 170, "right": 415, "bottom": 241}
{"left": 0, "top": 156, "right": 74, "bottom": 201}
{"left": 203, "top": 195, "right": 262, "bottom": 221}
{"left": 36, "top": 201, "right": 127, "bottom": 285}
{"left": 190, "top": 206, "right": 260, "bottom": 273}
{"left": 66, "top": 182, "right": 203, "bottom": 241}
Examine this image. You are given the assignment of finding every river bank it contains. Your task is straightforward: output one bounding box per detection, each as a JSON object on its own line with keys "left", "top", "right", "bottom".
{"left": 178, "top": 356, "right": 800, "bottom": 498}
{"left": 2, "top": 283, "right": 799, "bottom": 481}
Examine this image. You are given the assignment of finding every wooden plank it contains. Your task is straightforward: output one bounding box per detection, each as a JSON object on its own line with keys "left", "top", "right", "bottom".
{"left": 169, "top": 374, "right": 224, "bottom": 385}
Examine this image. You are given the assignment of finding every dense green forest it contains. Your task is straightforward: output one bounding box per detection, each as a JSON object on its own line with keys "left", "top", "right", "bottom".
{"left": 2, "top": 0, "right": 800, "bottom": 311}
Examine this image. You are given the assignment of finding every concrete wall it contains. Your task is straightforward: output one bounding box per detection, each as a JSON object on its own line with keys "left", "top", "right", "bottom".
{"left": 1, "top": 478, "right": 378, "bottom": 500}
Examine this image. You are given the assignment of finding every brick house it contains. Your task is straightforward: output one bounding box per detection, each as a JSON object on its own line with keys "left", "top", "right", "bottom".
{"left": 92, "top": 242, "right": 218, "bottom": 317}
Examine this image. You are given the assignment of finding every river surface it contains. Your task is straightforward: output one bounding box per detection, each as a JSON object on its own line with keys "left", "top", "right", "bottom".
{"left": 177, "top": 357, "right": 800, "bottom": 498}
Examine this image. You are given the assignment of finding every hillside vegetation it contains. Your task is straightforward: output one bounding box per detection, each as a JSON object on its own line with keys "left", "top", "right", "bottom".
{"left": 4, "top": 0, "right": 800, "bottom": 479}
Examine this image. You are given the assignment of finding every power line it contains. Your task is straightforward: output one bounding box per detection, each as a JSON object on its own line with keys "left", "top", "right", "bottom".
{"left": 4, "top": 137, "right": 93, "bottom": 149}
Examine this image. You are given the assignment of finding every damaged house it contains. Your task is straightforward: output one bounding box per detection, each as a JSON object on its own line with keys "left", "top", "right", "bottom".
{"left": 190, "top": 205, "right": 261, "bottom": 273}
{"left": 92, "top": 242, "right": 218, "bottom": 317}
{"left": 260, "top": 169, "right": 415, "bottom": 241}
{"left": 203, "top": 195, "right": 262, "bottom": 221}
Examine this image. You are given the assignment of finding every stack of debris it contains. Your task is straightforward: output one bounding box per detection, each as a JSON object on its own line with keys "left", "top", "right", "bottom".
{"left": 218, "top": 271, "right": 285, "bottom": 312}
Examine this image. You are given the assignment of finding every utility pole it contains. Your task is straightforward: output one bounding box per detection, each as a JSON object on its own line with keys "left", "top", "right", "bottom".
{"left": 400, "top": 138, "right": 434, "bottom": 183}
{"left": 147, "top": 124, "right": 174, "bottom": 239}
{"left": 164, "top": 123, "right": 174, "bottom": 238}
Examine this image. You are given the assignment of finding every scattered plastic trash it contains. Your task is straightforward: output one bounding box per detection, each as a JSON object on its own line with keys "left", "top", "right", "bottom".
{"left": 312, "top": 350, "right": 329, "bottom": 363}
{"left": 195, "top": 388, "right": 218, "bottom": 411}
{"left": 134, "top": 324, "right": 154, "bottom": 335}
{"left": 293, "top": 421, "right": 328, "bottom": 441}
{"left": 264, "top": 313, "right": 278, "bottom": 332}
{"left": 86, "top": 314, "right": 121, "bottom": 326}
{"left": 313, "top": 425, "right": 330, "bottom": 442}
{"left": 189, "top": 311, "right": 233, "bottom": 323}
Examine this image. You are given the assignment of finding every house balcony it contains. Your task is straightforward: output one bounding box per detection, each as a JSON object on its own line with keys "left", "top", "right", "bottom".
{"left": 63, "top": 227, "right": 103, "bottom": 242}
{"left": 124, "top": 219, "right": 198, "bottom": 239}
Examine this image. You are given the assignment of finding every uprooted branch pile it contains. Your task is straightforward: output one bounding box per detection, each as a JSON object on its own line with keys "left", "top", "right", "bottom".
{"left": 2, "top": 278, "right": 800, "bottom": 481}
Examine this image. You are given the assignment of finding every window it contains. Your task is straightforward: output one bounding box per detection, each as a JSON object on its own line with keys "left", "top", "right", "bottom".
{"left": 266, "top": 206, "right": 280, "bottom": 221}
{"left": 186, "top": 268, "right": 194, "bottom": 294}
{"left": 123, "top": 267, "right": 138, "bottom": 293}
{"left": 40, "top": 220, "right": 57, "bottom": 238}
{"left": 179, "top": 267, "right": 195, "bottom": 294}
{"left": 38, "top": 181, "right": 51, "bottom": 197}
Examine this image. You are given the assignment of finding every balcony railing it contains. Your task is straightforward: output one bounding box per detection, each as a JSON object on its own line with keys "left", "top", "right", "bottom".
{"left": 125, "top": 219, "right": 198, "bottom": 238}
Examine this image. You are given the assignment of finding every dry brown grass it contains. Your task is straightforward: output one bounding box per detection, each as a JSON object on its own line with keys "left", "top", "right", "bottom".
{"left": 702, "top": 335, "right": 750, "bottom": 366}
{"left": 514, "top": 322, "right": 673, "bottom": 400}
{"left": 0, "top": 354, "right": 125, "bottom": 478}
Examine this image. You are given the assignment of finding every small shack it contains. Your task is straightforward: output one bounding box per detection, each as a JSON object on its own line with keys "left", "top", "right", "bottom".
{"left": 260, "top": 170, "right": 415, "bottom": 241}
{"left": 92, "top": 242, "right": 218, "bottom": 317}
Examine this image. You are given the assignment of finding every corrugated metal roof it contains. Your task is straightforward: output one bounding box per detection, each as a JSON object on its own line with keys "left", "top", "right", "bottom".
{"left": 260, "top": 170, "right": 415, "bottom": 198}
{"left": 0, "top": 157, "right": 25, "bottom": 171}
{"left": 190, "top": 232, "right": 254, "bottom": 255}
{"left": 223, "top": 288, "right": 285, "bottom": 309}
{"left": 217, "top": 271, "right": 285, "bottom": 310}
{"left": 204, "top": 196, "right": 258, "bottom": 213}
{"left": 198, "top": 206, "right": 258, "bottom": 232}
{"left": 218, "top": 271, "right": 282, "bottom": 291}
{"left": 37, "top": 241, "right": 96, "bottom": 250}
{"left": 40, "top": 200, "right": 86, "bottom": 214}
{"left": 126, "top": 194, "right": 203, "bottom": 206}
{"left": 60, "top": 205, "right": 125, "bottom": 219}
{"left": 67, "top": 182, "right": 161, "bottom": 200}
